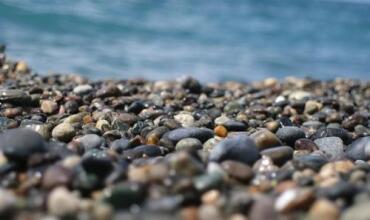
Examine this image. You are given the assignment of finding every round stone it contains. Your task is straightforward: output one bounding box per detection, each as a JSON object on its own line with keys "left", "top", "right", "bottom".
{"left": 209, "top": 135, "right": 260, "bottom": 165}
{"left": 251, "top": 128, "right": 282, "bottom": 150}
{"left": 346, "top": 136, "right": 370, "bottom": 161}
{"left": 41, "top": 100, "right": 58, "bottom": 114}
{"left": 314, "top": 137, "right": 344, "bottom": 160}
{"left": 175, "top": 138, "right": 203, "bottom": 151}
{"left": 73, "top": 84, "right": 93, "bottom": 95}
{"left": 276, "top": 126, "right": 306, "bottom": 147}
{"left": 164, "top": 127, "right": 214, "bottom": 143}
{"left": 260, "top": 146, "right": 293, "bottom": 166}
{"left": 52, "top": 123, "right": 76, "bottom": 142}
{"left": 221, "top": 160, "right": 253, "bottom": 182}
{"left": 48, "top": 187, "right": 80, "bottom": 216}
{"left": 0, "top": 128, "right": 46, "bottom": 163}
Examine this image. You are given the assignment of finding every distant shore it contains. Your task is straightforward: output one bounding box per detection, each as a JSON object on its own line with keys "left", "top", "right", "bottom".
{"left": 0, "top": 46, "right": 369, "bottom": 220}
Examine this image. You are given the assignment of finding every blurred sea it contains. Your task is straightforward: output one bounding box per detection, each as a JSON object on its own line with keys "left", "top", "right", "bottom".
{"left": 1, "top": 0, "right": 370, "bottom": 81}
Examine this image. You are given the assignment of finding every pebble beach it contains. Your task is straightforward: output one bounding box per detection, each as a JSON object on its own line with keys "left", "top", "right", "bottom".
{"left": 0, "top": 45, "right": 370, "bottom": 220}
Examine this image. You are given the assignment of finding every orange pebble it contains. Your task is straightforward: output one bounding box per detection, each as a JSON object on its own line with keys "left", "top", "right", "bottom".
{"left": 214, "top": 125, "right": 227, "bottom": 137}
{"left": 147, "top": 134, "right": 159, "bottom": 145}
{"left": 83, "top": 115, "right": 93, "bottom": 124}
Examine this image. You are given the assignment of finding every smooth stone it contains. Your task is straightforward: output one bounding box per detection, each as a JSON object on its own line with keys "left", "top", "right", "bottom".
{"left": 294, "top": 138, "right": 318, "bottom": 152}
{"left": 0, "top": 188, "right": 17, "bottom": 213}
{"left": 193, "top": 173, "right": 223, "bottom": 192}
{"left": 180, "top": 76, "right": 202, "bottom": 93}
{"left": 316, "top": 181, "right": 357, "bottom": 201}
{"left": 314, "top": 137, "right": 344, "bottom": 160}
{"left": 276, "top": 126, "right": 306, "bottom": 146}
{"left": 249, "top": 196, "right": 278, "bottom": 220}
{"left": 223, "top": 120, "right": 247, "bottom": 131}
{"left": 342, "top": 112, "right": 367, "bottom": 131}
{"left": 123, "top": 145, "right": 164, "bottom": 159}
{"left": 288, "top": 91, "right": 312, "bottom": 100}
{"left": 175, "top": 138, "right": 203, "bottom": 151}
{"left": 302, "top": 121, "right": 325, "bottom": 130}
{"left": 96, "top": 85, "right": 120, "bottom": 98}
{"left": 214, "top": 125, "right": 228, "bottom": 137}
{"left": 24, "top": 123, "right": 50, "bottom": 139}
{"left": 52, "top": 123, "right": 76, "bottom": 142}
{"left": 274, "top": 188, "right": 314, "bottom": 213}
{"left": 342, "top": 202, "right": 370, "bottom": 220}
{"left": 103, "top": 183, "right": 145, "bottom": 209}
{"left": 75, "top": 134, "right": 104, "bottom": 151}
{"left": 319, "top": 160, "right": 354, "bottom": 179}
{"left": 96, "top": 119, "right": 111, "bottom": 132}
{"left": 220, "top": 160, "right": 253, "bottom": 182}
{"left": 174, "top": 113, "right": 195, "bottom": 128}
{"left": 307, "top": 199, "right": 340, "bottom": 220}
{"left": 260, "top": 146, "right": 293, "bottom": 166}
{"left": 346, "top": 136, "right": 370, "bottom": 161}
{"left": 203, "top": 137, "right": 223, "bottom": 152}
{"left": 73, "top": 84, "right": 93, "bottom": 95}
{"left": 42, "top": 165, "right": 73, "bottom": 189}
{"left": 304, "top": 100, "right": 322, "bottom": 114}
{"left": 293, "top": 154, "right": 328, "bottom": 171}
{"left": 48, "top": 187, "right": 80, "bottom": 216}
{"left": 164, "top": 127, "right": 214, "bottom": 143}
{"left": 169, "top": 151, "right": 204, "bottom": 176}
{"left": 128, "top": 163, "right": 168, "bottom": 183}
{"left": 110, "top": 138, "right": 131, "bottom": 153}
{"left": 251, "top": 128, "right": 282, "bottom": 150}
{"left": 0, "top": 89, "right": 31, "bottom": 105}
{"left": 0, "top": 128, "right": 46, "bottom": 163}
{"left": 214, "top": 115, "right": 231, "bottom": 125}
{"left": 310, "top": 127, "right": 352, "bottom": 144}
{"left": 209, "top": 135, "right": 260, "bottom": 165}
{"left": 81, "top": 149, "right": 113, "bottom": 177}
{"left": 40, "top": 100, "right": 58, "bottom": 114}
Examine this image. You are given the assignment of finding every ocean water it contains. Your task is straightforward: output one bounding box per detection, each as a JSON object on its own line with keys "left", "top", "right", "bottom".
{"left": 1, "top": 0, "right": 370, "bottom": 82}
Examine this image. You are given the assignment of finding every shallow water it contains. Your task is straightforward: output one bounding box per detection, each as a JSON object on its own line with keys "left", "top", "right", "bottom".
{"left": 1, "top": 0, "right": 370, "bottom": 81}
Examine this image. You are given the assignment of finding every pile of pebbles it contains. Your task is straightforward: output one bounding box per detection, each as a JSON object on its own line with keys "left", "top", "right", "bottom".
{"left": 0, "top": 45, "right": 370, "bottom": 220}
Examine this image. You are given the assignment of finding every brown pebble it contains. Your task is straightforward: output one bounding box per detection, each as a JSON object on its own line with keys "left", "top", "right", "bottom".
{"left": 307, "top": 199, "right": 340, "bottom": 220}
{"left": 214, "top": 125, "right": 228, "bottom": 137}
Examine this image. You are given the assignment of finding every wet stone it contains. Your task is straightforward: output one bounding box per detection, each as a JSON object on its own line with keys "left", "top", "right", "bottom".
{"left": 220, "top": 160, "right": 253, "bottom": 183}
{"left": 274, "top": 188, "right": 315, "bottom": 213}
{"left": 164, "top": 127, "right": 214, "bottom": 143}
{"left": 209, "top": 135, "right": 260, "bottom": 165}
{"left": 260, "top": 146, "right": 293, "bottom": 166}
{"left": 311, "top": 127, "right": 352, "bottom": 144}
{"left": 276, "top": 126, "right": 306, "bottom": 147}
{"left": 251, "top": 128, "right": 282, "bottom": 150}
{"left": 346, "top": 136, "right": 370, "bottom": 161}
{"left": 0, "top": 89, "right": 31, "bottom": 106}
{"left": 52, "top": 123, "right": 76, "bottom": 142}
{"left": 0, "top": 128, "right": 46, "bottom": 163}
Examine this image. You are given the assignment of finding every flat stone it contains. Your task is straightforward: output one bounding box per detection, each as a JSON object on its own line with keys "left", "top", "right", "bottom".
{"left": 40, "top": 100, "right": 58, "bottom": 114}
{"left": 314, "top": 137, "right": 345, "bottom": 160}
{"left": 73, "top": 84, "right": 93, "bottom": 95}
{"left": 275, "top": 188, "right": 314, "bottom": 213}
{"left": 311, "top": 127, "right": 352, "bottom": 144}
{"left": 75, "top": 134, "right": 104, "bottom": 151}
{"left": 0, "top": 89, "right": 31, "bottom": 105}
{"left": 221, "top": 160, "right": 253, "bottom": 182}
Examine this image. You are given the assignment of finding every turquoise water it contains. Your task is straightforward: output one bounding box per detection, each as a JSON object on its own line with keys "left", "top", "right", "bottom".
{"left": 1, "top": 0, "right": 370, "bottom": 81}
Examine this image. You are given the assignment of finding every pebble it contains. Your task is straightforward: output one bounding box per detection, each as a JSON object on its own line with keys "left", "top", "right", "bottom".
{"left": 75, "top": 134, "right": 105, "bottom": 151}
{"left": 276, "top": 126, "right": 306, "bottom": 146}
{"left": 288, "top": 91, "right": 312, "bottom": 100}
{"left": 274, "top": 188, "right": 314, "bottom": 213}
{"left": 251, "top": 128, "right": 282, "bottom": 150}
{"left": 73, "top": 84, "right": 93, "bottom": 95}
{"left": 175, "top": 138, "right": 203, "bottom": 151}
{"left": 346, "top": 136, "right": 370, "bottom": 161}
{"left": 314, "top": 137, "right": 345, "bottom": 160}
{"left": 0, "top": 128, "right": 46, "bottom": 163}
{"left": 174, "top": 112, "right": 195, "bottom": 127}
{"left": 221, "top": 160, "right": 253, "bottom": 182}
{"left": 164, "top": 127, "right": 214, "bottom": 143}
{"left": 214, "top": 125, "right": 228, "bottom": 137}
{"left": 52, "top": 123, "right": 76, "bottom": 142}
{"left": 311, "top": 127, "right": 352, "bottom": 144}
{"left": 307, "top": 199, "right": 340, "bottom": 220}
{"left": 48, "top": 187, "right": 80, "bottom": 216}
{"left": 0, "top": 89, "right": 31, "bottom": 105}
{"left": 0, "top": 188, "right": 17, "bottom": 213}
{"left": 40, "top": 100, "right": 58, "bottom": 114}
{"left": 209, "top": 135, "right": 260, "bottom": 165}
{"left": 260, "top": 146, "right": 293, "bottom": 166}
{"left": 341, "top": 201, "right": 370, "bottom": 220}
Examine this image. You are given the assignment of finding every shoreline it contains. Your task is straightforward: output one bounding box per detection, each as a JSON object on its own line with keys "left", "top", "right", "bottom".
{"left": 0, "top": 47, "right": 370, "bottom": 219}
